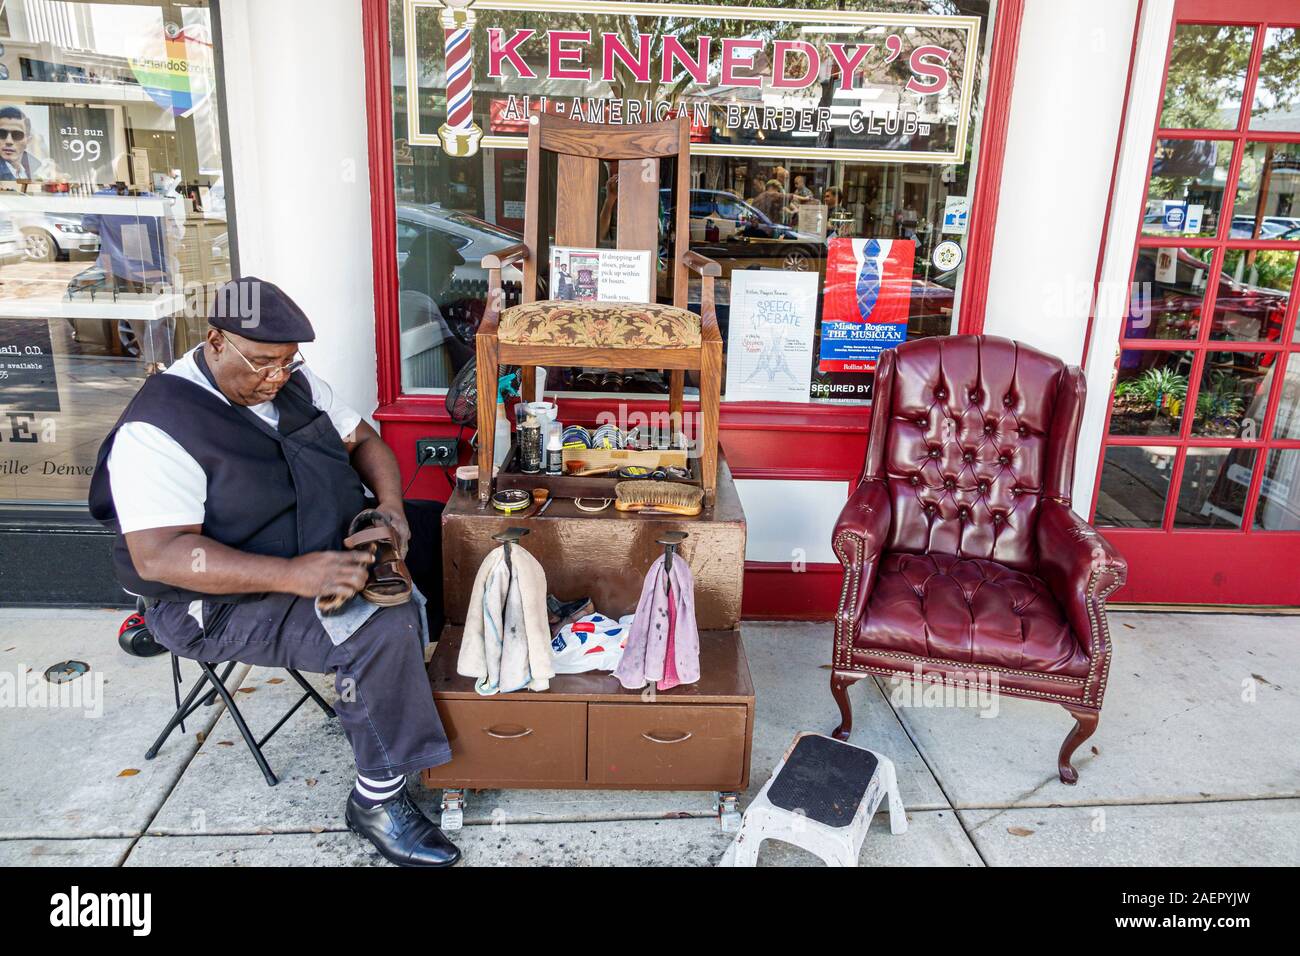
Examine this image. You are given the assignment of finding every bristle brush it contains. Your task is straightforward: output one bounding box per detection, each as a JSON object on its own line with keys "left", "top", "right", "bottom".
{"left": 613, "top": 480, "right": 704, "bottom": 516}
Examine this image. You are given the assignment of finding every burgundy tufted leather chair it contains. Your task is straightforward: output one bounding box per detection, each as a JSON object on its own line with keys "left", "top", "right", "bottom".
{"left": 830, "top": 335, "right": 1127, "bottom": 783}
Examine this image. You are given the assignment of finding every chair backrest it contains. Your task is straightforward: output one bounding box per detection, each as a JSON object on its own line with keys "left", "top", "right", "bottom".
{"left": 861, "top": 334, "right": 1086, "bottom": 572}
{"left": 521, "top": 111, "right": 691, "bottom": 308}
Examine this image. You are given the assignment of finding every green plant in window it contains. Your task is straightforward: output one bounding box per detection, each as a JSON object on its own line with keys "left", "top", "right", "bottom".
{"left": 1134, "top": 366, "right": 1189, "bottom": 406}
{"left": 1112, "top": 366, "right": 1189, "bottom": 434}
{"left": 1228, "top": 249, "right": 1298, "bottom": 291}
{"left": 1196, "top": 370, "right": 1245, "bottom": 427}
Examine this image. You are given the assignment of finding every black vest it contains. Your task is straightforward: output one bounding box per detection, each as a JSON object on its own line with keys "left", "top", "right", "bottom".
{"left": 88, "top": 350, "right": 367, "bottom": 603}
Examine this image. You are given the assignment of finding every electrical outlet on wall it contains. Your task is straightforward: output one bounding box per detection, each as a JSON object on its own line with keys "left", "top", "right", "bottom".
{"left": 416, "top": 438, "right": 459, "bottom": 464}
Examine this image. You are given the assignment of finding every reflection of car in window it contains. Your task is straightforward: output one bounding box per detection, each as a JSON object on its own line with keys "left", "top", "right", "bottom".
{"left": 1128, "top": 246, "right": 1289, "bottom": 343}
{"left": 663, "top": 187, "right": 825, "bottom": 278}
{"left": 0, "top": 213, "right": 30, "bottom": 264}
{"left": 395, "top": 204, "right": 525, "bottom": 390}
{"left": 10, "top": 212, "right": 99, "bottom": 262}
{"left": 396, "top": 204, "right": 522, "bottom": 286}
{"left": 1228, "top": 216, "right": 1297, "bottom": 239}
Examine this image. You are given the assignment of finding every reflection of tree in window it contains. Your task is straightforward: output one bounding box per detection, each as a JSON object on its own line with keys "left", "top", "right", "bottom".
{"left": 1252, "top": 28, "right": 1300, "bottom": 128}
{"left": 1159, "top": 24, "right": 1253, "bottom": 130}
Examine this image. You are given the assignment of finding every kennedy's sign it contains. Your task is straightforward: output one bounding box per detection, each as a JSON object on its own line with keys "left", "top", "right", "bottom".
{"left": 404, "top": 0, "right": 982, "bottom": 163}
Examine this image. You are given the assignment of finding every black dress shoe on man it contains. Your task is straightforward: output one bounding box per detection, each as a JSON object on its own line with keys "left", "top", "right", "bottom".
{"left": 345, "top": 789, "right": 462, "bottom": 868}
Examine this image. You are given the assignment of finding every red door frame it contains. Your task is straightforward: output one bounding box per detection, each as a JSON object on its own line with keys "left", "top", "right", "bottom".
{"left": 1089, "top": 0, "right": 1300, "bottom": 606}
{"left": 361, "top": 0, "right": 1025, "bottom": 618}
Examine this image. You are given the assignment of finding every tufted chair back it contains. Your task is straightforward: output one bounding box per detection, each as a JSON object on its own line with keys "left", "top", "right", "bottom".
{"left": 862, "top": 335, "right": 1086, "bottom": 573}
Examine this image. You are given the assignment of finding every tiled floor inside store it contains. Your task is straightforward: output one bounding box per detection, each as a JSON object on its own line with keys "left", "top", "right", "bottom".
{"left": 1, "top": 609, "right": 1296, "bottom": 866}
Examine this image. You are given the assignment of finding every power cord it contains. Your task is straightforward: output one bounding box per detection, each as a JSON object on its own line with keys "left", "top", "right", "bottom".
{"left": 403, "top": 445, "right": 438, "bottom": 497}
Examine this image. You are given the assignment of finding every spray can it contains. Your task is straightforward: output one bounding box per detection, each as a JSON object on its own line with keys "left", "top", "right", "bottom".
{"left": 546, "top": 422, "right": 563, "bottom": 475}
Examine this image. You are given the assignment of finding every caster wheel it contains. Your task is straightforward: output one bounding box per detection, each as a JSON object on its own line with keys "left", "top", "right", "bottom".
{"left": 440, "top": 788, "right": 465, "bottom": 831}
{"left": 716, "top": 792, "right": 741, "bottom": 832}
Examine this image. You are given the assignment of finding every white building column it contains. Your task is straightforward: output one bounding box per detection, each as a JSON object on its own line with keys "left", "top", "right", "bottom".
{"left": 978, "top": 0, "right": 1144, "bottom": 508}
{"left": 1074, "top": 0, "right": 1178, "bottom": 509}
{"left": 217, "top": 0, "right": 379, "bottom": 421}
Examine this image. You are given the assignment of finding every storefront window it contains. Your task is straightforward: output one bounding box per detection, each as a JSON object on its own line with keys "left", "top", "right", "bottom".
{"left": 0, "top": 1, "right": 232, "bottom": 509}
{"left": 388, "top": 0, "right": 998, "bottom": 404}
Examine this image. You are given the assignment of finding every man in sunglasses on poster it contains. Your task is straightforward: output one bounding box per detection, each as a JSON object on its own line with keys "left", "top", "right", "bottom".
{"left": 88, "top": 277, "right": 461, "bottom": 868}
{"left": 0, "top": 106, "right": 45, "bottom": 181}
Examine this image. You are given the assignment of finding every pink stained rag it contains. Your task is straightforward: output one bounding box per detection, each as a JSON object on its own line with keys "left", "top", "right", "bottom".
{"left": 613, "top": 555, "right": 699, "bottom": 691}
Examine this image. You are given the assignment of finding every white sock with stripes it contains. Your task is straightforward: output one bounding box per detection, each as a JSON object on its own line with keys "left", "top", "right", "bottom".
{"left": 352, "top": 772, "right": 406, "bottom": 808}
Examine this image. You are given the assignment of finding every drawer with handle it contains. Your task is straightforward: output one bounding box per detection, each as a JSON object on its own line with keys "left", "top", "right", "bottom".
{"left": 587, "top": 703, "right": 748, "bottom": 789}
{"left": 425, "top": 699, "right": 586, "bottom": 787}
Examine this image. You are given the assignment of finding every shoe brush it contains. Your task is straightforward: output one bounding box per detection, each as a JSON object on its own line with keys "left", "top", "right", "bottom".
{"left": 613, "top": 480, "right": 704, "bottom": 516}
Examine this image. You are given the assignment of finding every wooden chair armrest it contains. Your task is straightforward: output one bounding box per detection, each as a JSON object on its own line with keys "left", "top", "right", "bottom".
{"left": 480, "top": 243, "right": 529, "bottom": 271}
{"left": 680, "top": 249, "right": 721, "bottom": 277}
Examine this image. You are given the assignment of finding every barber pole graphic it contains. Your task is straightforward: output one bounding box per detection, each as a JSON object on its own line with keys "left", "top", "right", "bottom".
{"left": 439, "top": 0, "right": 483, "bottom": 157}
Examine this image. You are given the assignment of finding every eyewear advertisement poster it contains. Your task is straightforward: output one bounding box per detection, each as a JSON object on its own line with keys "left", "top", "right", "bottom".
{"left": 818, "top": 237, "right": 914, "bottom": 375}
{"left": 725, "top": 270, "right": 818, "bottom": 403}
{"left": 0, "top": 102, "right": 117, "bottom": 185}
{"left": 549, "top": 246, "right": 653, "bottom": 303}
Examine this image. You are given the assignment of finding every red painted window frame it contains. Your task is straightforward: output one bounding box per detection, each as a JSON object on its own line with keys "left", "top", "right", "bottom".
{"left": 1088, "top": 0, "right": 1300, "bottom": 606}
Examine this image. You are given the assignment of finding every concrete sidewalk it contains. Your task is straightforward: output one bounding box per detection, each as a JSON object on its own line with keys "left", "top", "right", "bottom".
{"left": 1, "top": 607, "right": 1296, "bottom": 866}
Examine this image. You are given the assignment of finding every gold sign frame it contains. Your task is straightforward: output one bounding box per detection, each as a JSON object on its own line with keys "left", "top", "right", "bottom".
{"left": 403, "top": 0, "right": 983, "bottom": 164}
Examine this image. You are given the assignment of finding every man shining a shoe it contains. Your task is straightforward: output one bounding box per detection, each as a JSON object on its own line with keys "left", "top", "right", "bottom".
{"left": 90, "top": 277, "right": 460, "bottom": 867}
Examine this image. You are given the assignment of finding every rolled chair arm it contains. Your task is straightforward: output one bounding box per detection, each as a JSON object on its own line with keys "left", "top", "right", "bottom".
{"left": 481, "top": 244, "right": 530, "bottom": 333}
{"left": 1036, "top": 500, "right": 1128, "bottom": 701}
{"left": 680, "top": 249, "right": 721, "bottom": 277}
{"left": 480, "top": 243, "right": 529, "bottom": 272}
{"left": 832, "top": 479, "right": 893, "bottom": 661}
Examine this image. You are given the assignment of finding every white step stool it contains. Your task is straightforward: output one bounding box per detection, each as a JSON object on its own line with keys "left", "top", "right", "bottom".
{"left": 719, "top": 733, "right": 906, "bottom": 867}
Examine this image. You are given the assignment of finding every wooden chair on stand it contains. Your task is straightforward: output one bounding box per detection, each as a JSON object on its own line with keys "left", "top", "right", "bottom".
{"left": 476, "top": 112, "right": 722, "bottom": 504}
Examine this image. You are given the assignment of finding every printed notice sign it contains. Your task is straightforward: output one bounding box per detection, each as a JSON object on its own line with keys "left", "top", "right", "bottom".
{"left": 942, "top": 195, "right": 969, "bottom": 234}
{"left": 0, "top": 319, "right": 60, "bottom": 412}
{"left": 725, "top": 270, "right": 818, "bottom": 403}
{"left": 549, "top": 246, "right": 653, "bottom": 304}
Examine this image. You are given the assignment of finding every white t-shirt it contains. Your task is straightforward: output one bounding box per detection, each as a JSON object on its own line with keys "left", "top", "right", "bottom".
{"left": 106, "top": 347, "right": 363, "bottom": 534}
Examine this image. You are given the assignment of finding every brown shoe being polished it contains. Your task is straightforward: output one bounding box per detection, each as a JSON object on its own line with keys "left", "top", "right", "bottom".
{"left": 317, "top": 509, "right": 414, "bottom": 614}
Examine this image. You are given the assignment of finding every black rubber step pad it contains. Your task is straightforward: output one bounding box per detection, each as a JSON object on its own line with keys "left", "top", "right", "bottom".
{"left": 766, "top": 734, "right": 879, "bottom": 829}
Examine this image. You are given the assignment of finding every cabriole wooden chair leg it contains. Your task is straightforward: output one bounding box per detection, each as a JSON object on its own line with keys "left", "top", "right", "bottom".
{"left": 1058, "top": 704, "right": 1099, "bottom": 785}
{"left": 831, "top": 674, "right": 855, "bottom": 741}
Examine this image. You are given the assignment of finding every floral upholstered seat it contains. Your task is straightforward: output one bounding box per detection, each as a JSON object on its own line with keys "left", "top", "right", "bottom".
{"left": 497, "top": 300, "right": 701, "bottom": 349}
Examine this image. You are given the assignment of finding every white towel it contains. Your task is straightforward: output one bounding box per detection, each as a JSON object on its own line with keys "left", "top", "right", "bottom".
{"left": 458, "top": 545, "right": 553, "bottom": 694}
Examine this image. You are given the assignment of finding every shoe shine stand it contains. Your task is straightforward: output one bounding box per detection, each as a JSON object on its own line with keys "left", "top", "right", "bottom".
{"left": 427, "top": 455, "right": 752, "bottom": 832}
{"left": 719, "top": 734, "right": 906, "bottom": 867}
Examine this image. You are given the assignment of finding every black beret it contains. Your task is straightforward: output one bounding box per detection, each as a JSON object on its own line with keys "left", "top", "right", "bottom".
{"left": 209, "top": 276, "right": 315, "bottom": 343}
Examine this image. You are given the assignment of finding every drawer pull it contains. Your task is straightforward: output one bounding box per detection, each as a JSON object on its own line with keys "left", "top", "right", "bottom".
{"left": 485, "top": 725, "right": 534, "bottom": 740}
{"left": 642, "top": 730, "right": 692, "bottom": 745}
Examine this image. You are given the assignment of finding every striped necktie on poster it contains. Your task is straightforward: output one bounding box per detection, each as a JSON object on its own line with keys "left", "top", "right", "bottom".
{"left": 856, "top": 238, "right": 881, "bottom": 320}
